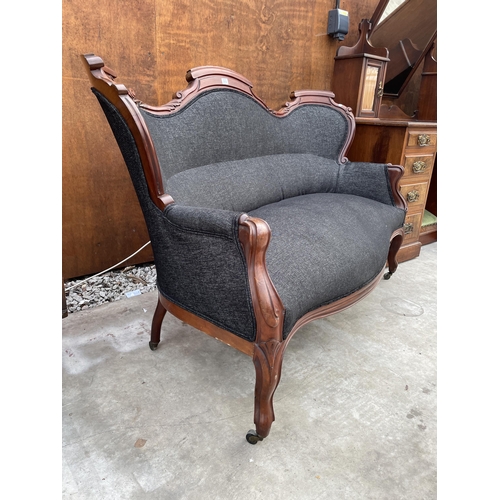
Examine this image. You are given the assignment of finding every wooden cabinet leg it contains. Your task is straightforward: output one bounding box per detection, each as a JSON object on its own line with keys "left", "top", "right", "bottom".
{"left": 150, "top": 296, "right": 167, "bottom": 350}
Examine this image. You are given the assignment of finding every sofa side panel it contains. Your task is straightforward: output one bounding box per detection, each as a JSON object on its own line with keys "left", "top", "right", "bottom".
{"left": 153, "top": 213, "right": 257, "bottom": 341}
{"left": 337, "top": 162, "right": 398, "bottom": 207}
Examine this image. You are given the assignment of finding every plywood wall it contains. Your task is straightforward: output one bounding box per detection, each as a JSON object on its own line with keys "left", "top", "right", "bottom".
{"left": 63, "top": 0, "right": 379, "bottom": 279}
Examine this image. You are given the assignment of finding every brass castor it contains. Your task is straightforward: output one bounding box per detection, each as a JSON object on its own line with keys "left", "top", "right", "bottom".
{"left": 383, "top": 271, "right": 393, "bottom": 280}
{"left": 246, "top": 430, "right": 264, "bottom": 444}
{"left": 149, "top": 342, "right": 159, "bottom": 351}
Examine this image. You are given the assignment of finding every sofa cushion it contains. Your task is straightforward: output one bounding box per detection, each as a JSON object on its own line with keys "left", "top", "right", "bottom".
{"left": 249, "top": 193, "right": 406, "bottom": 337}
{"left": 165, "top": 153, "right": 340, "bottom": 212}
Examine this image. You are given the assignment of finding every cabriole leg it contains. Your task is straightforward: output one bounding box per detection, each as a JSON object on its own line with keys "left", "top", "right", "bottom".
{"left": 150, "top": 296, "right": 167, "bottom": 350}
{"left": 384, "top": 230, "right": 405, "bottom": 280}
{"left": 246, "top": 339, "right": 286, "bottom": 444}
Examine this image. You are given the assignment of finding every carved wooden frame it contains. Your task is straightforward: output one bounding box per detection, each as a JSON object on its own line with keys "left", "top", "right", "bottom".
{"left": 82, "top": 54, "right": 406, "bottom": 443}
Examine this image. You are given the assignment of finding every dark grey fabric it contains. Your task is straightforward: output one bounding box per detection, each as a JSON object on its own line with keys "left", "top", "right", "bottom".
{"left": 92, "top": 89, "right": 257, "bottom": 341}
{"left": 249, "top": 193, "right": 406, "bottom": 337}
{"left": 139, "top": 89, "right": 348, "bottom": 183}
{"left": 159, "top": 205, "right": 256, "bottom": 340}
{"left": 337, "top": 162, "right": 395, "bottom": 206}
{"left": 165, "top": 154, "right": 339, "bottom": 212}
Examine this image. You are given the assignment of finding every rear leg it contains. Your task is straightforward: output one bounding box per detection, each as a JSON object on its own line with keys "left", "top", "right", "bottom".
{"left": 150, "top": 296, "right": 166, "bottom": 350}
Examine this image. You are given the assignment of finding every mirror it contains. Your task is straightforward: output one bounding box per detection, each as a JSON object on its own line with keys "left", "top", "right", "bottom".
{"left": 368, "top": 0, "right": 437, "bottom": 97}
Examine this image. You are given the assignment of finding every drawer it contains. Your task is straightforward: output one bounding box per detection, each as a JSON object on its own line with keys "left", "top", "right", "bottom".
{"left": 407, "top": 130, "right": 437, "bottom": 149}
{"left": 400, "top": 181, "right": 429, "bottom": 208}
{"left": 403, "top": 153, "right": 435, "bottom": 180}
{"left": 402, "top": 212, "right": 422, "bottom": 244}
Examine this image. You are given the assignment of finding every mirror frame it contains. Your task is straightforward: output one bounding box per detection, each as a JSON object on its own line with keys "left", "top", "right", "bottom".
{"left": 369, "top": 0, "right": 437, "bottom": 98}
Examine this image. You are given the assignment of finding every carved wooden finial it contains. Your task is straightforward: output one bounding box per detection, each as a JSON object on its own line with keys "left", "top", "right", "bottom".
{"left": 336, "top": 19, "right": 389, "bottom": 59}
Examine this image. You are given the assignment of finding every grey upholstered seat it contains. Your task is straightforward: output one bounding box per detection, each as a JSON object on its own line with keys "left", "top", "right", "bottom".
{"left": 249, "top": 193, "right": 405, "bottom": 337}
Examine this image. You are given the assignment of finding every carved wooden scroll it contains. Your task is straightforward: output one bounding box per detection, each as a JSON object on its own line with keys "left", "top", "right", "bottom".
{"left": 139, "top": 66, "right": 270, "bottom": 114}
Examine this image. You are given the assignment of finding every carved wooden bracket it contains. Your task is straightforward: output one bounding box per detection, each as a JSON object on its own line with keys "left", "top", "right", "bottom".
{"left": 140, "top": 65, "right": 269, "bottom": 114}
{"left": 274, "top": 89, "right": 338, "bottom": 116}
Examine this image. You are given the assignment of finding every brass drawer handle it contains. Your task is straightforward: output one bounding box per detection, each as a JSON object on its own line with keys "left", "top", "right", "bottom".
{"left": 403, "top": 223, "right": 414, "bottom": 234}
{"left": 412, "top": 160, "right": 427, "bottom": 173}
{"left": 417, "top": 134, "right": 431, "bottom": 147}
{"left": 407, "top": 190, "right": 420, "bottom": 203}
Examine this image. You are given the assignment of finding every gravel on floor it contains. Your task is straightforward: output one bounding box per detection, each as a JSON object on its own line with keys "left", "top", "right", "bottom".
{"left": 64, "top": 263, "right": 157, "bottom": 314}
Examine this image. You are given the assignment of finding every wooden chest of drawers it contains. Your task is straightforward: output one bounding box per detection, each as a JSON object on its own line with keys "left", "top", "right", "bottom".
{"left": 346, "top": 118, "right": 437, "bottom": 262}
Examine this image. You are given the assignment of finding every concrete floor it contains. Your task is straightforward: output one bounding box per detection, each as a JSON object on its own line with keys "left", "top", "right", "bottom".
{"left": 62, "top": 242, "right": 437, "bottom": 500}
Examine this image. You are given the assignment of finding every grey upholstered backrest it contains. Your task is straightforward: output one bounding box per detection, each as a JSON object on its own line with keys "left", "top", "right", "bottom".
{"left": 139, "top": 89, "right": 349, "bottom": 182}
{"left": 163, "top": 153, "right": 340, "bottom": 212}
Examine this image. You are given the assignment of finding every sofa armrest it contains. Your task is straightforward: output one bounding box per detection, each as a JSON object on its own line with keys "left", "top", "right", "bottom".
{"left": 163, "top": 203, "right": 242, "bottom": 238}
{"left": 337, "top": 161, "right": 406, "bottom": 210}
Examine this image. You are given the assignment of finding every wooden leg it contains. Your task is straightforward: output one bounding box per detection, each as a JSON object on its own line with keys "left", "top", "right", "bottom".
{"left": 62, "top": 278, "right": 68, "bottom": 318}
{"left": 150, "top": 296, "right": 167, "bottom": 350}
{"left": 384, "top": 229, "right": 405, "bottom": 280}
{"left": 247, "top": 339, "right": 287, "bottom": 444}
{"left": 239, "top": 216, "right": 287, "bottom": 444}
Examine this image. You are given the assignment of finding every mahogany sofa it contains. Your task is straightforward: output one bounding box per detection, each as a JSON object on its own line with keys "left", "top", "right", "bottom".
{"left": 82, "top": 54, "right": 407, "bottom": 444}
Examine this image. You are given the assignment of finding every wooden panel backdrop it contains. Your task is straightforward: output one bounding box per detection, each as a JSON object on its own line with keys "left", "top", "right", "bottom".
{"left": 63, "top": 0, "right": 379, "bottom": 279}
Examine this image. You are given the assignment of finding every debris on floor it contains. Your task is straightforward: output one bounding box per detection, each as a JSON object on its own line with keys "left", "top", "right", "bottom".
{"left": 64, "top": 264, "right": 157, "bottom": 313}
